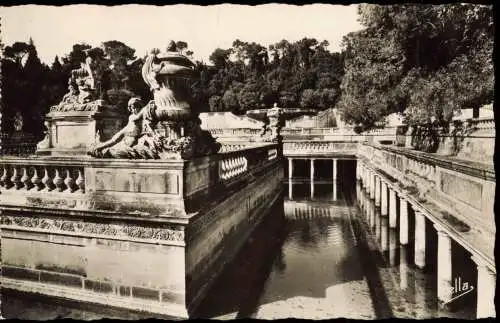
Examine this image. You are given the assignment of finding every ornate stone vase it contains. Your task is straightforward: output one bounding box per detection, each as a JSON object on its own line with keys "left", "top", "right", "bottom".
{"left": 142, "top": 51, "right": 196, "bottom": 131}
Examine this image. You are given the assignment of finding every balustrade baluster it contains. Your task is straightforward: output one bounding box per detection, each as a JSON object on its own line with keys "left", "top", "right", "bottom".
{"left": 53, "top": 168, "right": 65, "bottom": 192}
{"left": 64, "top": 169, "right": 76, "bottom": 193}
{"left": 0, "top": 165, "right": 9, "bottom": 188}
{"left": 41, "top": 167, "right": 55, "bottom": 191}
{"left": 10, "top": 167, "right": 22, "bottom": 189}
{"left": 75, "top": 169, "right": 85, "bottom": 193}
{"left": 21, "top": 167, "right": 32, "bottom": 190}
{"left": 31, "top": 167, "right": 43, "bottom": 191}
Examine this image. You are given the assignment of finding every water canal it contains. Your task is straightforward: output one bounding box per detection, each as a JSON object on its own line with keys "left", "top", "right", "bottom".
{"left": 2, "top": 161, "right": 477, "bottom": 320}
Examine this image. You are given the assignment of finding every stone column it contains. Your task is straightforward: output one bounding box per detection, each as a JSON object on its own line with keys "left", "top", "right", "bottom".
{"left": 288, "top": 158, "right": 293, "bottom": 179}
{"left": 389, "top": 228, "right": 397, "bottom": 266}
{"left": 389, "top": 188, "right": 397, "bottom": 228}
{"left": 370, "top": 171, "right": 376, "bottom": 199}
{"left": 399, "top": 245, "right": 409, "bottom": 290}
{"left": 332, "top": 180, "right": 337, "bottom": 201}
{"left": 380, "top": 215, "right": 388, "bottom": 252}
{"left": 375, "top": 176, "right": 381, "bottom": 207}
{"left": 414, "top": 210, "right": 426, "bottom": 269}
{"left": 434, "top": 224, "right": 452, "bottom": 306}
{"left": 310, "top": 180, "right": 315, "bottom": 199}
{"left": 310, "top": 158, "right": 315, "bottom": 182}
{"left": 333, "top": 158, "right": 338, "bottom": 181}
{"left": 399, "top": 197, "right": 409, "bottom": 245}
{"left": 288, "top": 181, "right": 293, "bottom": 200}
{"left": 380, "top": 181, "right": 388, "bottom": 216}
{"left": 471, "top": 256, "right": 496, "bottom": 318}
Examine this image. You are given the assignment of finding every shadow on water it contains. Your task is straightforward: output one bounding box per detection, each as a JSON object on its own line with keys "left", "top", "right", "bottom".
{"left": 195, "top": 178, "right": 387, "bottom": 319}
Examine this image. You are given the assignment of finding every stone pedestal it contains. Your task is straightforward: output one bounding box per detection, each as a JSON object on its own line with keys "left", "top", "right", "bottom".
{"left": 37, "top": 107, "right": 126, "bottom": 156}
{"left": 414, "top": 210, "right": 426, "bottom": 269}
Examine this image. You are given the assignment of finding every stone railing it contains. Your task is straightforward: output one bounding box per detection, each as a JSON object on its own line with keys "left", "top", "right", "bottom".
{"left": 217, "top": 144, "right": 280, "bottom": 185}
{"left": 218, "top": 153, "right": 248, "bottom": 181}
{"left": 0, "top": 132, "right": 38, "bottom": 156}
{"left": 208, "top": 128, "right": 261, "bottom": 137}
{"left": 283, "top": 140, "right": 358, "bottom": 157}
{"left": 0, "top": 160, "right": 85, "bottom": 193}
{"left": 362, "top": 126, "right": 400, "bottom": 144}
{"left": 268, "top": 148, "right": 278, "bottom": 160}
{"left": 358, "top": 142, "right": 495, "bottom": 236}
{"left": 0, "top": 142, "right": 282, "bottom": 217}
{"left": 219, "top": 142, "right": 255, "bottom": 152}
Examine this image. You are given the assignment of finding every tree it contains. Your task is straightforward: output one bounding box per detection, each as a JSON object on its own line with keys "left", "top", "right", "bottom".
{"left": 208, "top": 95, "right": 222, "bottom": 112}
{"left": 338, "top": 4, "right": 493, "bottom": 128}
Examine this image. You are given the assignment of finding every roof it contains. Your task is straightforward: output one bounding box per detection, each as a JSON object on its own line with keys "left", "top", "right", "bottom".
{"left": 199, "top": 112, "right": 264, "bottom": 129}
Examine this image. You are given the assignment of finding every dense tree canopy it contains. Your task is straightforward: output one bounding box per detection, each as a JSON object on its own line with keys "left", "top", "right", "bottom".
{"left": 337, "top": 4, "right": 493, "bottom": 128}
{"left": 1, "top": 4, "right": 492, "bottom": 140}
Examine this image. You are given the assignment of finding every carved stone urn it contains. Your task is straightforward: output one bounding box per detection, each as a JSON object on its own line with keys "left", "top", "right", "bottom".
{"left": 87, "top": 49, "right": 220, "bottom": 160}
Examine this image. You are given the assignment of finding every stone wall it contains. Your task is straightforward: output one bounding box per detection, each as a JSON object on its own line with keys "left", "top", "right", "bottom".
{"left": 358, "top": 142, "right": 495, "bottom": 267}
{"left": 0, "top": 143, "right": 283, "bottom": 318}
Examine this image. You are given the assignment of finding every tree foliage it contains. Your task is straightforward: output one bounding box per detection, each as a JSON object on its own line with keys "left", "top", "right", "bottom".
{"left": 338, "top": 4, "right": 494, "bottom": 127}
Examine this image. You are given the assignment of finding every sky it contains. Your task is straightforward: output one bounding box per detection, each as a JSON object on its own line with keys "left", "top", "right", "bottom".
{"left": 0, "top": 4, "right": 363, "bottom": 65}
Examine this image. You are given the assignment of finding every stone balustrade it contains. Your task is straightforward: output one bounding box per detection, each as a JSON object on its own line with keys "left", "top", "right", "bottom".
{"left": 217, "top": 144, "right": 279, "bottom": 185}
{"left": 283, "top": 140, "right": 358, "bottom": 158}
{"left": 468, "top": 117, "right": 496, "bottom": 131}
{"left": 218, "top": 154, "right": 248, "bottom": 181}
{"left": 208, "top": 128, "right": 261, "bottom": 137}
{"left": 268, "top": 148, "right": 278, "bottom": 160}
{"left": 0, "top": 160, "right": 85, "bottom": 193}
{"left": 358, "top": 142, "right": 495, "bottom": 248}
{"left": 219, "top": 142, "right": 254, "bottom": 152}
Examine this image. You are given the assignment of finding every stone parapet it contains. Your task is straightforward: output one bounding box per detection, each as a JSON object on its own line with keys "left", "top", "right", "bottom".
{"left": 358, "top": 142, "right": 495, "bottom": 269}
{"left": 283, "top": 140, "right": 358, "bottom": 158}
{"left": 0, "top": 142, "right": 283, "bottom": 318}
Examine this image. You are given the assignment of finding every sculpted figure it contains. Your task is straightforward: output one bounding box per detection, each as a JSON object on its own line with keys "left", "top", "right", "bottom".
{"left": 88, "top": 98, "right": 156, "bottom": 158}
{"left": 60, "top": 81, "right": 79, "bottom": 108}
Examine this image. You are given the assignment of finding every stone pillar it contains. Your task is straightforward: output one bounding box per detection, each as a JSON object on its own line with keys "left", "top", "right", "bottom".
{"left": 310, "top": 180, "right": 315, "bottom": 199}
{"left": 399, "top": 245, "right": 409, "bottom": 290}
{"left": 375, "top": 207, "right": 381, "bottom": 240}
{"left": 288, "top": 181, "right": 293, "bottom": 200}
{"left": 435, "top": 224, "right": 453, "bottom": 305}
{"left": 375, "top": 176, "right": 381, "bottom": 207}
{"left": 288, "top": 158, "right": 293, "bottom": 179}
{"left": 310, "top": 158, "right": 315, "bottom": 182}
{"left": 471, "top": 256, "right": 496, "bottom": 318}
{"left": 388, "top": 228, "right": 397, "bottom": 266}
{"left": 380, "top": 215, "right": 388, "bottom": 252}
{"left": 332, "top": 180, "right": 337, "bottom": 201}
{"left": 399, "top": 197, "right": 409, "bottom": 245}
{"left": 333, "top": 158, "right": 338, "bottom": 181}
{"left": 414, "top": 210, "right": 426, "bottom": 269}
{"left": 389, "top": 188, "right": 397, "bottom": 228}
{"left": 370, "top": 171, "right": 375, "bottom": 199}
{"left": 380, "top": 181, "right": 388, "bottom": 216}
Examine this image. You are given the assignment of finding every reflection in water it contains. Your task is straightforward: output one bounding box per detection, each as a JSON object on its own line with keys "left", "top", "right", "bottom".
{"left": 356, "top": 183, "right": 475, "bottom": 320}
{"left": 3, "top": 165, "right": 477, "bottom": 320}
